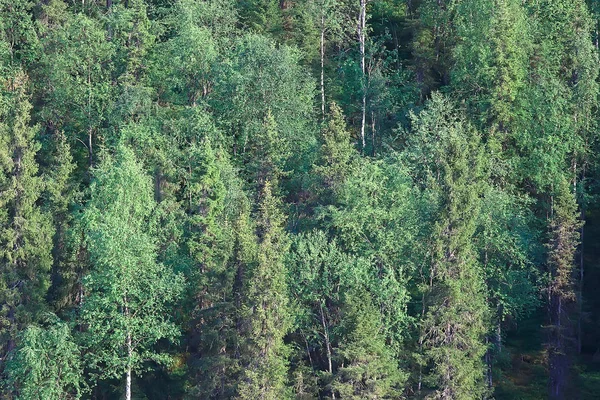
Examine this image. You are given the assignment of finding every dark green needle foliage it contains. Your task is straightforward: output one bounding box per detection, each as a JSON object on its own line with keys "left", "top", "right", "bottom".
{"left": 237, "top": 181, "right": 292, "bottom": 399}
{"left": 0, "top": 71, "right": 53, "bottom": 364}
{"left": 2, "top": 0, "right": 600, "bottom": 398}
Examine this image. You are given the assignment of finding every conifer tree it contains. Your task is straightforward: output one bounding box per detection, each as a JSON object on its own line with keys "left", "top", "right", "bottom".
{"left": 44, "top": 131, "right": 79, "bottom": 310}
{"left": 407, "top": 94, "right": 489, "bottom": 399}
{"left": 183, "top": 140, "right": 256, "bottom": 399}
{"left": 237, "top": 181, "right": 292, "bottom": 400}
{"left": 515, "top": 2, "right": 598, "bottom": 396}
{"left": 332, "top": 288, "right": 405, "bottom": 399}
{"left": 246, "top": 110, "right": 290, "bottom": 191}
{"left": 546, "top": 179, "right": 582, "bottom": 399}
{"left": 451, "top": 0, "right": 531, "bottom": 147}
{"left": 0, "top": 72, "right": 53, "bottom": 362}
{"left": 314, "top": 102, "right": 358, "bottom": 199}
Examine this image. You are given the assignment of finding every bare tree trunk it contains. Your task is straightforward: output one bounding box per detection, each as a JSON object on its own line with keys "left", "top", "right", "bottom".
{"left": 371, "top": 110, "right": 376, "bottom": 156}
{"left": 88, "top": 128, "right": 93, "bottom": 167}
{"left": 578, "top": 164, "right": 586, "bottom": 355}
{"left": 321, "top": 11, "right": 326, "bottom": 121}
{"left": 358, "top": 0, "right": 367, "bottom": 152}
{"left": 126, "top": 332, "right": 132, "bottom": 400}
{"left": 320, "top": 304, "right": 335, "bottom": 399}
{"left": 124, "top": 293, "right": 132, "bottom": 400}
{"left": 87, "top": 69, "right": 93, "bottom": 167}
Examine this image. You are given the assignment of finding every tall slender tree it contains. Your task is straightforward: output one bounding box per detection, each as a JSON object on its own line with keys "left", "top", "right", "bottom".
{"left": 0, "top": 71, "right": 53, "bottom": 363}
{"left": 80, "top": 146, "right": 183, "bottom": 400}
{"left": 406, "top": 94, "right": 489, "bottom": 399}
{"left": 237, "top": 181, "right": 292, "bottom": 400}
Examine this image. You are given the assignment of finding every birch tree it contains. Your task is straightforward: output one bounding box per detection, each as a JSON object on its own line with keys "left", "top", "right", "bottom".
{"left": 80, "top": 146, "right": 183, "bottom": 400}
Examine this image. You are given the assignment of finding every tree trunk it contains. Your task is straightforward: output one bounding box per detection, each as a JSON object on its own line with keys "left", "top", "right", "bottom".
{"left": 577, "top": 164, "right": 585, "bottom": 355}
{"left": 125, "top": 293, "right": 132, "bottom": 400}
{"left": 358, "top": 0, "right": 367, "bottom": 152}
{"left": 371, "top": 110, "right": 376, "bottom": 156}
{"left": 320, "top": 304, "right": 335, "bottom": 398}
{"left": 485, "top": 337, "right": 493, "bottom": 388}
{"left": 126, "top": 332, "right": 132, "bottom": 400}
{"left": 547, "top": 187, "right": 580, "bottom": 400}
{"left": 321, "top": 11, "right": 326, "bottom": 121}
{"left": 88, "top": 128, "right": 93, "bottom": 167}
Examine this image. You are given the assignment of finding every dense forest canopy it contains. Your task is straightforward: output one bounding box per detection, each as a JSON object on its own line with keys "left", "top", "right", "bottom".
{"left": 1, "top": 0, "right": 600, "bottom": 399}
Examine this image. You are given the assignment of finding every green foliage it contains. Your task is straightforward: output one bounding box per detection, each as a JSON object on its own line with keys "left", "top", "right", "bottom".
{"left": 332, "top": 288, "right": 406, "bottom": 399}
{"left": 0, "top": 0, "right": 39, "bottom": 64}
{"left": 314, "top": 102, "right": 358, "bottom": 196}
{"left": 237, "top": 182, "right": 292, "bottom": 399}
{"left": 287, "top": 230, "right": 363, "bottom": 397}
{"left": 80, "top": 146, "right": 184, "bottom": 388}
{"left": 151, "top": 0, "right": 223, "bottom": 106}
{"left": 407, "top": 93, "right": 489, "bottom": 399}
{"left": 183, "top": 140, "right": 254, "bottom": 399}
{"left": 0, "top": 73, "right": 53, "bottom": 359}
{"left": 36, "top": 7, "right": 114, "bottom": 168}
{"left": 210, "top": 33, "right": 316, "bottom": 170}
{"left": 2, "top": 0, "right": 600, "bottom": 398}
{"left": 6, "top": 317, "right": 83, "bottom": 400}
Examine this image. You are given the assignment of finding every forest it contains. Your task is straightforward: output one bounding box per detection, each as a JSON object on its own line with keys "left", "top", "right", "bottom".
{"left": 1, "top": 0, "right": 600, "bottom": 399}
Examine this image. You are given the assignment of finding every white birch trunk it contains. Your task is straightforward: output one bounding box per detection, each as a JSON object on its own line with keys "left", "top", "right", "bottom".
{"left": 126, "top": 337, "right": 132, "bottom": 400}
{"left": 321, "top": 10, "right": 326, "bottom": 120}
{"left": 359, "top": 0, "right": 367, "bottom": 151}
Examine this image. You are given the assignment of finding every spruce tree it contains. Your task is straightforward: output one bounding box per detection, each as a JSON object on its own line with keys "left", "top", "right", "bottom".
{"left": 314, "top": 102, "right": 358, "bottom": 199}
{"left": 515, "top": 2, "right": 598, "bottom": 396}
{"left": 332, "top": 288, "right": 405, "bottom": 399}
{"left": 407, "top": 94, "right": 489, "bottom": 399}
{"left": 0, "top": 72, "right": 53, "bottom": 362}
{"left": 44, "top": 130, "right": 79, "bottom": 311}
{"left": 184, "top": 140, "right": 256, "bottom": 399}
{"left": 546, "top": 180, "right": 582, "bottom": 399}
{"left": 237, "top": 181, "right": 292, "bottom": 400}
